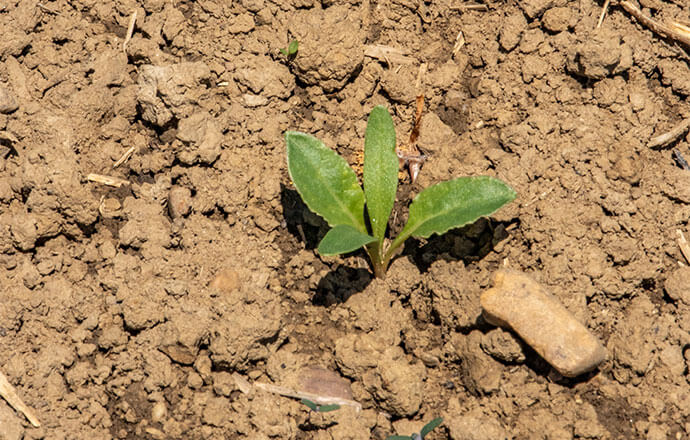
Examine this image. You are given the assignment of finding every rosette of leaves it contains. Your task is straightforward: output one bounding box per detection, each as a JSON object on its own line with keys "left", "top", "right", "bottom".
{"left": 285, "top": 106, "right": 516, "bottom": 278}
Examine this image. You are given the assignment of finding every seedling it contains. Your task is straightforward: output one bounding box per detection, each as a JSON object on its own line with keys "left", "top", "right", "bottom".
{"left": 387, "top": 417, "right": 444, "bottom": 440}
{"left": 300, "top": 398, "right": 340, "bottom": 413}
{"left": 280, "top": 40, "right": 299, "bottom": 61}
{"left": 285, "top": 106, "right": 516, "bottom": 278}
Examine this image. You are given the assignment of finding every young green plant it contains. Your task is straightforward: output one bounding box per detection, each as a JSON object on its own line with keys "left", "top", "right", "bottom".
{"left": 279, "top": 40, "right": 299, "bottom": 61}
{"left": 285, "top": 106, "right": 516, "bottom": 278}
{"left": 386, "top": 417, "right": 444, "bottom": 440}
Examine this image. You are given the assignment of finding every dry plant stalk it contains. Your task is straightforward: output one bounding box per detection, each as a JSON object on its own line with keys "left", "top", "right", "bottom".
{"left": 122, "top": 10, "right": 137, "bottom": 52}
{"left": 620, "top": 1, "right": 690, "bottom": 47}
{"left": 253, "top": 382, "right": 363, "bottom": 412}
{"left": 597, "top": 0, "right": 611, "bottom": 28}
{"left": 363, "top": 45, "right": 416, "bottom": 65}
{"left": 648, "top": 117, "right": 690, "bottom": 148}
{"left": 0, "top": 371, "right": 41, "bottom": 427}
{"left": 449, "top": 3, "right": 488, "bottom": 12}
{"left": 678, "top": 230, "right": 690, "bottom": 265}
{"left": 87, "top": 173, "right": 130, "bottom": 188}
{"left": 112, "top": 146, "right": 135, "bottom": 168}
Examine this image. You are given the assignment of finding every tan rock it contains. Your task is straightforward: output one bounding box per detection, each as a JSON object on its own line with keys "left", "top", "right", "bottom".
{"left": 481, "top": 269, "right": 607, "bottom": 377}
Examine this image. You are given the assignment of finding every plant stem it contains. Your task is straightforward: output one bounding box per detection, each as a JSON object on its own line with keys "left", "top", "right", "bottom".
{"left": 365, "top": 242, "right": 387, "bottom": 278}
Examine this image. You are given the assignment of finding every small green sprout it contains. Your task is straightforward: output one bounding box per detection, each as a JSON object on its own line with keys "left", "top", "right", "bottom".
{"left": 279, "top": 40, "right": 299, "bottom": 60}
{"left": 300, "top": 398, "right": 340, "bottom": 412}
{"left": 387, "top": 417, "right": 444, "bottom": 440}
{"left": 285, "top": 106, "right": 516, "bottom": 278}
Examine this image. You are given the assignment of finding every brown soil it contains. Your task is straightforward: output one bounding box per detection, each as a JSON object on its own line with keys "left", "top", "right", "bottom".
{"left": 1, "top": 0, "right": 689, "bottom": 439}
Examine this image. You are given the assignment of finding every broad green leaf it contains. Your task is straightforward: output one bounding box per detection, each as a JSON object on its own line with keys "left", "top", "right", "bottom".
{"left": 318, "top": 225, "right": 376, "bottom": 256}
{"left": 317, "top": 404, "right": 340, "bottom": 412}
{"left": 363, "top": 106, "right": 398, "bottom": 242}
{"left": 420, "top": 418, "right": 443, "bottom": 437}
{"left": 392, "top": 176, "right": 516, "bottom": 249}
{"left": 286, "top": 132, "right": 366, "bottom": 231}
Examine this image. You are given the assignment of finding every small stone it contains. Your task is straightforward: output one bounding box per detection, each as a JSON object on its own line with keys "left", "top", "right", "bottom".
{"left": 187, "top": 371, "right": 203, "bottom": 389}
{"left": 210, "top": 268, "right": 241, "bottom": 294}
{"left": 243, "top": 93, "right": 268, "bottom": 107}
{"left": 212, "top": 371, "right": 237, "bottom": 397}
{"left": 665, "top": 267, "right": 690, "bottom": 305}
{"left": 542, "top": 7, "right": 573, "bottom": 33}
{"left": 0, "top": 86, "right": 18, "bottom": 114}
{"left": 481, "top": 269, "right": 608, "bottom": 377}
{"left": 151, "top": 401, "right": 167, "bottom": 423}
{"left": 168, "top": 186, "right": 192, "bottom": 219}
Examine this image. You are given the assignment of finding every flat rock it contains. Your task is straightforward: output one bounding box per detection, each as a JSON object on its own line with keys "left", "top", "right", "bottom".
{"left": 298, "top": 366, "right": 353, "bottom": 400}
{"left": 481, "top": 269, "right": 607, "bottom": 377}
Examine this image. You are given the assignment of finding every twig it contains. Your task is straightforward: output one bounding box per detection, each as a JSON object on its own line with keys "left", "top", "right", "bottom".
{"left": 0, "top": 371, "right": 41, "bottom": 427}
{"left": 112, "top": 146, "right": 135, "bottom": 169}
{"left": 253, "top": 382, "right": 362, "bottom": 413}
{"left": 363, "top": 45, "right": 417, "bottom": 65}
{"left": 87, "top": 173, "right": 130, "bottom": 188}
{"left": 678, "top": 230, "right": 690, "bottom": 265}
{"left": 673, "top": 149, "right": 690, "bottom": 170}
{"left": 597, "top": 0, "right": 611, "bottom": 28}
{"left": 452, "top": 30, "right": 466, "bottom": 57}
{"left": 620, "top": 1, "right": 690, "bottom": 47}
{"left": 450, "top": 3, "right": 488, "bottom": 12}
{"left": 122, "top": 10, "right": 137, "bottom": 53}
{"left": 525, "top": 188, "right": 554, "bottom": 207}
{"left": 415, "top": 63, "right": 427, "bottom": 92}
{"left": 37, "top": 3, "right": 58, "bottom": 14}
{"left": 648, "top": 117, "right": 690, "bottom": 148}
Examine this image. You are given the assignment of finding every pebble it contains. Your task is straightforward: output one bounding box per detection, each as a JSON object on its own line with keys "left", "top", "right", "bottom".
{"left": 0, "top": 85, "right": 18, "bottom": 114}
{"left": 481, "top": 269, "right": 608, "bottom": 377}
{"left": 209, "top": 268, "right": 241, "bottom": 294}
{"left": 167, "top": 186, "right": 192, "bottom": 219}
{"left": 665, "top": 267, "right": 690, "bottom": 305}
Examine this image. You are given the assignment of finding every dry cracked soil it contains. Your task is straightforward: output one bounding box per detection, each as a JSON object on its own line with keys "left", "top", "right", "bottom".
{"left": 1, "top": 0, "right": 690, "bottom": 439}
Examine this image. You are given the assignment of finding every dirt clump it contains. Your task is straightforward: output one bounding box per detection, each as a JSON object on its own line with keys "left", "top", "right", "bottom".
{"left": 1, "top": 0, "right": 690, "bottom": 438}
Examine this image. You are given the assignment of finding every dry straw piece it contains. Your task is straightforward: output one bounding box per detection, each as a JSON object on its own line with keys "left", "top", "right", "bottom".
{"left": 648, "top": 117, "right": 690, "bottom": 148}
{"left": 0, "top": 370, "right": 41, "bottom": 427}
{"left": 87, "top": 173, "right": 130, "bottom": 188}
{"left": 619, "top": 1, "right": 690, "bottom": 47}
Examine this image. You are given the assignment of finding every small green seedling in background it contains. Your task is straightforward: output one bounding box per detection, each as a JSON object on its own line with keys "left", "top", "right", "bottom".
{"left": 285, "top": 106, "right": 516, "bottom": 278}
{"left": 300, "top": 398, "right": 340, "bottom": 413}
{"left": 386, "top": 417, "right": 444, "bottom": 440}
{"left": 280, "top": 40, "right": 299, "bottom": 61}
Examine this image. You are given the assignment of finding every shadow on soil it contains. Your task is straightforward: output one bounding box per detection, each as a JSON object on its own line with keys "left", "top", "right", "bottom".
{"left": 280, "top": 184, "right": 513, "bottom": 303}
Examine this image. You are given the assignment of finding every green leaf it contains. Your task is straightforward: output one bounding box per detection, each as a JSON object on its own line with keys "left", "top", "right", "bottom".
{"left": 392, "top": 176, "right": 516, "bottom": 250}
{"left": 386, "top": 436, "right": 412, "bottom": 440}
{"left": 420, "top": 417, "right": 443, "bottom": 437}
{"left": 300, "top": 399, "right": 318, "bottom": 411}
{"left": 317, "top": 404, "right": 340, "bottom": 412}
{"left": 363, "top": 106, "right": 398, "bottom": 243}
{"left": 286, "top": 131, "right": 366, "bottom": 231}
{"left": 287, "top": 40, "right": 299, "bottom": 56}
{"left": 318, "top": 225, "right": 376, "bottom": 256}
{"left": 279, "top": 48, "right": 288, "bottom": 56}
